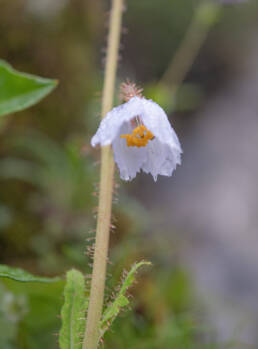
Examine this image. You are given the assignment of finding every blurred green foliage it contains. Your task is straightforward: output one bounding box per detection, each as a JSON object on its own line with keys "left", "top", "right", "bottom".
{"left": 0, "top": 279, "right": 64, "bottom": 349}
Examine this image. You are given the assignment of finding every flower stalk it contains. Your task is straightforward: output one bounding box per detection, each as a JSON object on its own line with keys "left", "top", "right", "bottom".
{"left": 83, "top": 1, "right": 123, "bottom": 348}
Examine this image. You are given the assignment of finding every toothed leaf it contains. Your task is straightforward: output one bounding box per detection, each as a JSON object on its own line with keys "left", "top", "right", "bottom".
{"left": 0, "top": 264, "right": 60, "bottom": 283}
{"left": 59, "top": 269, "right": 88, "bottom": 349}
{"left": 100, "top": 261, "right": 151, "bottom": 338}
{"left": 0, "top": 59, "right": 57, "bottom": 117}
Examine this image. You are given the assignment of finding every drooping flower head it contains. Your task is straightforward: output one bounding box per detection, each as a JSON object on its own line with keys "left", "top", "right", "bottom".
{"left": 91, "top": 81, "right": 182, "bottom": 181}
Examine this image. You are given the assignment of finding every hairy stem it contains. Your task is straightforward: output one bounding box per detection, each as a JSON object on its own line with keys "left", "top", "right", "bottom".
{"left": 83, "top": 1, "right": 123, "bottom": 348}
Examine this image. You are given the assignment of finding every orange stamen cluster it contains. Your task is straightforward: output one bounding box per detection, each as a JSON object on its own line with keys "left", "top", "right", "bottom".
{"left": 120, "top": 125, "right": 154, "bottom": 147}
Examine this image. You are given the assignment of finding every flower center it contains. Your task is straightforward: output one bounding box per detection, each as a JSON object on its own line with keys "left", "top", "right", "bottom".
{"left": 120, "top": 125, "right": 154, "bottom": 147}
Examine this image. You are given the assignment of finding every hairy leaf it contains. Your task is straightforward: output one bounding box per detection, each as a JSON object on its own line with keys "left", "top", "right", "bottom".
{"left": 0, "top": 264, "right": 61, "bottom": 283}
{"left": 59, "top": 269, "right": 88, "bottom": 349}
{"left": 100, "top": 261, "right": 151, "bottom": 338}
{"left": 0, "top": 59, "right": 57, "bottom": 117}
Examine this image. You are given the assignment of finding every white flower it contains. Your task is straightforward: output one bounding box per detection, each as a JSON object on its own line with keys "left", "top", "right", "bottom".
{"left": 91, "top": 96, "right": 182, "bottom": 181}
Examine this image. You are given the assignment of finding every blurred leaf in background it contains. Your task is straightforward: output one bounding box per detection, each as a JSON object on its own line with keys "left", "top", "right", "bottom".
{"left": 0, "top": 282, "right": 28, "bottom": 349}
{"left": 0, "top": 59, "right": 57, "bottom": 117}
{"left": 0, "top": 278, "right": 64, "bottom": 349}
{"left": 0, "top": 264, "right": 60, "bottom": 283}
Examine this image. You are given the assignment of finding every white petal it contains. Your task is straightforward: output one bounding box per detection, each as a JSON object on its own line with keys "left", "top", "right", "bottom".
{"left": 112, "top": 123, "right": 181, "bottom": 181}
{"left": 91, "top": 97, "right": 144, "bottom": 147}
{"left": 112, "top": 122, "right": 148, "bottom": 180}
{"left": 141, "top": 138, "right": 180, "bottom": 181}
{"left": 140, "top": 98, "right": 182, "bottom": 152}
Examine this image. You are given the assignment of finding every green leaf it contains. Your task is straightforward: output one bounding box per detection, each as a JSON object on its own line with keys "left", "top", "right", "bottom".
{"left": 2, "top": 277, "right": 64, "bottom": 349}
{"left": 59, "top": 269, "right": 88, "bottom": 349}
{"left": 0, "top": 59, "right": 57, "bottom": 117}
{"left": 0, "top": 264, "right": 61, "bottom": 283}
{"left": 100, "top": 261, "right": 151, "bottom": 339}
